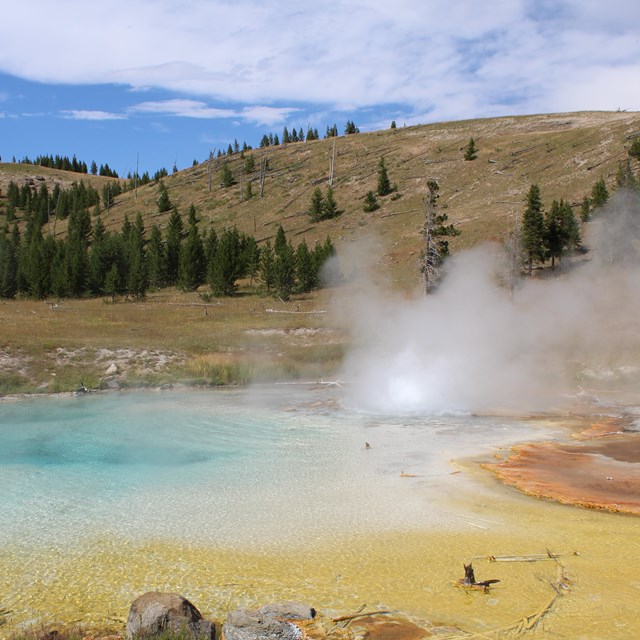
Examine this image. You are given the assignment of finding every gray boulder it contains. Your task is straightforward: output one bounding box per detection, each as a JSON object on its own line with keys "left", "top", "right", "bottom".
{"left": 126, "top": 592, "right": 215, "bottom": 640}
{"left": 222, "top": 602, "right": 314, "bottom": 640}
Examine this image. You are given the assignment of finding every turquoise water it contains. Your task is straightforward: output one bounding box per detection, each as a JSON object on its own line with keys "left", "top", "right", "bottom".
{"left": 0, "top": 387, "right": 560, "bottom": 550}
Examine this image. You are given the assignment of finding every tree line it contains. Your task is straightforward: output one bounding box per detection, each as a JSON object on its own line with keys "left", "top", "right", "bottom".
{"left": 0, "top": 203, "right": 337, "bottom": 301}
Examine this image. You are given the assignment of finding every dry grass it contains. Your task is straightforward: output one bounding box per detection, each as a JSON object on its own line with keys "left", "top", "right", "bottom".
{"left": 0, "top": 287, "right": 346, "bottom": 393}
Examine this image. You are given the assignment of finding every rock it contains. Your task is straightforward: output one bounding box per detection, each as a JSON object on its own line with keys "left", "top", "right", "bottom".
{"left": 258, "top": 602, "right": 316, "bottom": 621}
{"left": 106, "top": 362, "right": 118, "bottom": 375}
{"left": 126, "top": 592, "right": 215, "bottom": 640}
{"left": 222, "top": 605, "right": 307, "bottom": 640}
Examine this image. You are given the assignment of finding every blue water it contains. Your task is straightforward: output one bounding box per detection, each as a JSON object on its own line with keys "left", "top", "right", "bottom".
{"left": 0, "top": 387, "right": 559, "bottom": 549}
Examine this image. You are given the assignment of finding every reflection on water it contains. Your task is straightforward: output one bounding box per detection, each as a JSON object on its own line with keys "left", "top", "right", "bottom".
{"left": 0, "top": 387, "right": 639, "bottom": 638}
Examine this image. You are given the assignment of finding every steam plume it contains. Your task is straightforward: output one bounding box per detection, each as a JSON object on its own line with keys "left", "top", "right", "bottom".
{"left": 338, "top": 190, "right": 640, "bottom": 414}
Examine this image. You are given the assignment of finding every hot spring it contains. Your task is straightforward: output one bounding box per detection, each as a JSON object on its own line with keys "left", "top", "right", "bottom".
{"left": 1, "top": 386, "right": 639, "bottom": 638}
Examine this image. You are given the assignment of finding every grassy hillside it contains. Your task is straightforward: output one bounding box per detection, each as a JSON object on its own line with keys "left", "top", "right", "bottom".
{"left": 1, "top": 110, "right": 639, "bottom": 393}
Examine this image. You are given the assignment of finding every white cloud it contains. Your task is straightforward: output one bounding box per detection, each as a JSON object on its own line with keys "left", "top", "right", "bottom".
{"left": 0, "top": 1, "right": 638, "bottom": 119}
{"left": 128, "top": 99, "right": 298, "bottom": 126}
{"left": 239, "top": 106, "right": 301, "bottom": 126}
{"left": 61, "top": 109, "right": 126, "bottom": 121}
{"left": 129, "top": 99, "right": 235, "bottom": 119}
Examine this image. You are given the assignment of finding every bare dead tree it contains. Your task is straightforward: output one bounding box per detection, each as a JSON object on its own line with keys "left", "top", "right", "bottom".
{"left": 421, "top": 179, "right": 460, "bottom": 295}
{"left": 207, "top": 149, "right": 215, "bottom": 193}
{"left": 260, "top": 152, "right": 267, "bottom": 197}
{"left": 329, "top": 138, "right": 336, "bottom": 186}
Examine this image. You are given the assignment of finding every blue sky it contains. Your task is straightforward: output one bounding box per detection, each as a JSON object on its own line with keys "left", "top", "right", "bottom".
{"left": 1, "top": 0, "right": 639, "bottom": 176}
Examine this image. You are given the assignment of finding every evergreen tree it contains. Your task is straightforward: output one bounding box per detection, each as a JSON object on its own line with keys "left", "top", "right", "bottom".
{"left": 628, "top": 137, "right": 640, "bottom": 160}
{"left": 204, "top": 228, "right": 218, "bottom": 274}
{"left": 209, "top": 227, "right": 243, "bottom": 296}
{"left": 244, "top": 155, "right": 256, "bottom": 174}
{"left": 522, "top": 184, "right": 546, "bottom": 275}
{"left": 308, "top": 187, "right": 325, "bottom": 222}
{"left": 103, "top": 263, "right": 119, "bottom": 302}
{"left": 178, "top": 205, "right": 205, "bottom": 290}
{"left": 126, "top": 213, "right": 148, "bottom": 298}
{"left": 157, "top": 180, "right": 173, "bottom": 213}
{"left": 274, "top": 238, "right": 296, "bottom": 300}
{"left": 464, "top": 137, "right": 478, "bottom": 160}
{"left": 545, "top": 200, "right": 566, "bottom": 270}
{"left": 282, "top": 127, "right": 291, "bottom": 144}
{"left": 591, "top": 177, "right": 609, "bottom": 209}
{"left": 258, "top": 240, "right": 276, "bottom": 293}
{"left": 295, "top": 239, "right": 316, "bottom": 293}
{"left": 242, "top": 235, "right": 260, "bottom": 285}
{"left": 390, "top": 120, "right": 397, "bottom": 129}
{"left": 65, "top": 207, "right": 92, "bottom": 295}
{"left": 615, "top": 159, "right": 639, "bottom": 191}
{"left": 88, "top": 216, "right": 109, "bottom": 294}
{"left": 90, "top": 161, "right": 98, "bottom": 175}
{"left": 0, "top": 223, "right": 19, "bottom": 298}
{"left": 344, "top": 120, "right": 359, "bottom": 134}
{"left": 220, "top": 162, "right": 235, "bottom": 187}
{"left": 323, "top": 186, "right": 340, "bottom": 219}
{"left": 165, "top": 208, "right": 183, "bottom": 285}
{"left": 147, "top": 224, "right": 166, "bottom": 289}
{"left": 363, "top": 190, "right": 379, "bottom": 212}
{"left": 274, "top": 224, "right": 287, "bottom": 256}
{"left": 377, "top": 157, "right": 393, "bottom": 196}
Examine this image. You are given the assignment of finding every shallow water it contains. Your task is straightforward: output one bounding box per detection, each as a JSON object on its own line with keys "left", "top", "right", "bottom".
{"left": 1, "top": 387, "right": 639, "bottom": 638}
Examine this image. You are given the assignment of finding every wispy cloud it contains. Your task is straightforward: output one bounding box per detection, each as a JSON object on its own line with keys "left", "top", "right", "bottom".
{"left": 62, "top": 109, "right": 126, "bottom": 121}
{"left": 129, "top": 99, "right": 235, "bottom": 119}
{"left": 128, "top": 99, "right": 299, "bottom": 126}
{"left": 0, "top": 1, "right": 638, "bottom": 124}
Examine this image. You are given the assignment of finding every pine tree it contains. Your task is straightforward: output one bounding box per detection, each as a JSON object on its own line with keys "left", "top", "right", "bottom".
{"left": 363, "top": 190, "right": 379, "bottom": 212}
{"left": 308, "top": 187, "right": 325, "bottom": 222}
{"left": 628, "top": 137, "right": 640, "bottom": 160}
{"left": 103, "top": 263, "right": 119, "bottom": 302}
{"left": 244, "top": 155, "right": 256, "bottom": 174}
{"left": 147, "top": 224, "right": 166, "bottom": 289}
{"left": 65, "top": 207, "right": 92, "bottom": 296}
{"left": 220, "top": 162, "right": 235, "bottom": 187}
{"left": 157, "top": 180, "right": 173, "bottom": 213}
{"left": 580, "top": 195, "right": 591, "bottom": 222}
{"left": 282, "top": 127, "right": 291, "bottom": 144}
{"left": 178, "top": 205, "right": 205, "bottom": 290}
{"left": 258, "top": 240, "right": 276, "bottom": 293}
{"left": 165, "top": 208, "right": 183, "bottom": 285}
{"left": 464, "top": 137, "right": 478, "bottom": 160}
{"left": 522, "top": 184, "right": 546, "bottom": 275}
{"left": 88, "top": 216, "right": 109, "bottom": 294}
{"left": 209, "top": 227, "right": 242, "bottom": 296}
{"left": 591, "top": 177, "right": 609, "bottom": 209}
{"left": 323, "top": 187, "right": 339, "bottom": 219}
{"left": 0, "top": 223, "right": 19, "bottom": 298}
{"left": 377, "top": 157, "right": 392, "bottom": 196}
{"left": 390, "top": 120, "right": 397, "bottom": 129}
{"left": 127, "top": 213, "right": 148, "bottom": 298}
{"left": 615, "top": 159, "right": 639, "bottom": 191}
{"left": 295, "top": 240, "right": 316, "bottom": 293}
{"left": 344, "top": 120, "right": 359, "bottom": 134}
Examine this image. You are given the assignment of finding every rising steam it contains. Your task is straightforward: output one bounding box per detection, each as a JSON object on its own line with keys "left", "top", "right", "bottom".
{"left": 337, "top": 190, "right": 640, "bottom": 414}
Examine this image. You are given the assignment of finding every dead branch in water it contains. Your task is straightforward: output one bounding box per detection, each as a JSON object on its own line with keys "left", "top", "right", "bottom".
{"left": 332, "top": 609, "right": 394, "bottom": 623}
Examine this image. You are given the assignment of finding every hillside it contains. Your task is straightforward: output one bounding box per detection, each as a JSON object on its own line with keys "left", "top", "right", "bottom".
{"left": 4, "top": 110, "right": 638, "bottom": 287}
{"left": 1, "top": 110, "right": 640, "bottom": 393}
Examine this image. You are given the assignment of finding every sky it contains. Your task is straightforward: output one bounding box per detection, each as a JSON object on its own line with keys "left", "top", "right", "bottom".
{"left": 1, "top": 0, "right": 639, "bottom": 177}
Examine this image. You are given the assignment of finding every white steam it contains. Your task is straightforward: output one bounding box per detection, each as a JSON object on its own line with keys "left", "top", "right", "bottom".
{"left": 337, "top": 190, "right": 640, "bottom": 414}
